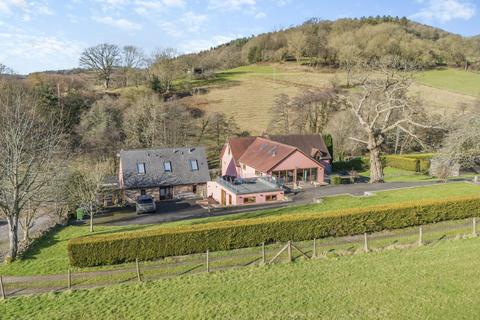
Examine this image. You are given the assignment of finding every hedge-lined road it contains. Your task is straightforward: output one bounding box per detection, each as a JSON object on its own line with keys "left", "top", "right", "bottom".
{"left": 96, "top": 180, "right": 447, "bottom": 227}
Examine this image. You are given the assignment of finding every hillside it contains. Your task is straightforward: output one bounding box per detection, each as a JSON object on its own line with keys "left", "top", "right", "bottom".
{"left": 184, "top": 64, "right": 478, "bottom": 134}
{"left": 183, "top": 17, "right": 479, "bottom": 72}
{"left": 4, "top": 238, "right": 480, "bottom": 319}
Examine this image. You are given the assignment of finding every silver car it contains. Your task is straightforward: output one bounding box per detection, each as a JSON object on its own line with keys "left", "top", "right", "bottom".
{"left": 136, "top": 195, "right": 156, "bottom": 214}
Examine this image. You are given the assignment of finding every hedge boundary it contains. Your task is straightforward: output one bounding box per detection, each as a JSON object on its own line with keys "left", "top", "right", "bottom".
{"left": 68, "top": 195, "right": 480, "bottom": 267}
{"left": 332, "top": 154, "right": 434, "bottom": 173}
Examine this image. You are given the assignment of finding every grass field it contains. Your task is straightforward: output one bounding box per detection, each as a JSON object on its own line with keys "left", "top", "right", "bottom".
{"left": 187, "top": 64, "right": 478, "bottom": 133}
{"left": 357, "top": 167, "right": 476, "bottom": 182}
{"left": 3, "top": 237, "right": 480, "bottom": 319}
{"left": 0, "top": 183, "right": 478, "bottom": 276}
{"left": 417, "top": 68, "right": 480, "bottom": 97}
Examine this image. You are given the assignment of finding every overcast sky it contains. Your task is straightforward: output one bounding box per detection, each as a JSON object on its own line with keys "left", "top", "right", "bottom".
{"left": 0, "top": 0, "right": 478, "bottom": 74}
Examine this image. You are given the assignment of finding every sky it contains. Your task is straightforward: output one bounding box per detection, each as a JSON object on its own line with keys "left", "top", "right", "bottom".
{"left": 0, "top": 0, "right": 479, "bottom": 74}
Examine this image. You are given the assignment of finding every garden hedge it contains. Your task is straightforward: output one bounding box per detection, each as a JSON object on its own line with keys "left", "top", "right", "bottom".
{"left": 385, "top": 155, "right": 420, "bottom": 172}
{"left": 68, "top": 195, "right": 480, "bottom": 267}
{"left": 332, "top": 157, "right": 369, "bottom": 172}
{"left": 385, "top": 154, "right": 434, "bottom": 173}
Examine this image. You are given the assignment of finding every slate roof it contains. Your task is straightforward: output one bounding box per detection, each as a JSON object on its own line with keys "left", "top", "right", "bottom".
{"left": 120, "top": 147, "right": 210, "bottom": 189}
{"left": 267, "top": 134, "right": 332, "bottom": 160}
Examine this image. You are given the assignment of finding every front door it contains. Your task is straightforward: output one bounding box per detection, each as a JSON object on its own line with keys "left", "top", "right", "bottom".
{"left": 221, "top": 189, "right": 227, "bottom": 206}
{"left": 159, "top": 186, "right": 173, "bottom": 200}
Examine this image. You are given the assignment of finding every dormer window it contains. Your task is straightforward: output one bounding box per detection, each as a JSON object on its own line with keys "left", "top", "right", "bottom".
{"left": 164, "top": 161, "right": 172, "bottom": 172}
{"left": 137, "top": 163, "right": 146, "bottom": 175}
{"left": 190, "top": 159, "right": 199, "bottom": 171}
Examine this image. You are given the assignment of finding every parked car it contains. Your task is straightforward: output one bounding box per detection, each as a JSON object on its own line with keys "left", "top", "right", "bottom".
{"left": 136, "top": 195, "right": 156, "bottom": 214}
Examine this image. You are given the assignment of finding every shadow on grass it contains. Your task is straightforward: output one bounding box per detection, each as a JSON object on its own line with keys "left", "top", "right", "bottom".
{"left": 178, "top": 71, "right": 249, "bottom": 91}
{"left": 20, "top": 224, "right": 64, "bottom": 261}
{"left": 177, "top": 264, "right": 202, "bottom": 276}
{"left": 75, "top": 225, "right": 152, "bottom": 238}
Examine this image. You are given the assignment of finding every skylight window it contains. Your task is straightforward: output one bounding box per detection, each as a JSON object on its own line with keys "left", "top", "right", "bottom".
{"left": 190, "top": 159, "right": 199, "bottom": 171}
{"left": 164, "top": 161, "right": 172, "bottom": 172}
{"left": 137, "top": 163, "right": 146, "bottom": 175}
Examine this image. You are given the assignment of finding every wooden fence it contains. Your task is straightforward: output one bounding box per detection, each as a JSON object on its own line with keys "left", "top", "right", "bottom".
{"left": 1, "top": 217, "right": 478, "bottom": 299}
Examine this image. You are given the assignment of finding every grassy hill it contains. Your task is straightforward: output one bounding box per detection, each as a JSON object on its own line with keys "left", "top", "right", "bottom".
{"left": 4, "top": 236, "right": 480, "bottom": 319}
{"left": 416, "top": 68, "right": 480, "bottom": 97}
{"left": 187, "top": 64, "right": 478, "bottom": 134}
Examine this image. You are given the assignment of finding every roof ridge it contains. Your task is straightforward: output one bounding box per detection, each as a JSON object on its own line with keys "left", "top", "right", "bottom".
{"left": 238, "top": 137, "right": 299, "bottom": 172}
{"left": 121, "top": 146, "right": 205, "bottom": 153}
{"left": 255, "top": 136, "right": 297, "bottom": 150}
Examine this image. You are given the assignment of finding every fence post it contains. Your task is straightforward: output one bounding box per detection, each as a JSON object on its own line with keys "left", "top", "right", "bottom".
{"left": 287, "top": 241, "right": 292, "bottom": 262}
{"left": 364, "top": 233, "right": 369, "bottom": 252}
{"left": 206, "top": 250, "right": 210, "bottom": 273}
{"left": 261, "top": 242, "right": 265, "bottom": 264}
{"left": 0, "top": 276, "right": 5, "bottom": 300}
{"left": 136, "top": 258, "right": 141, "bottom": 282}
{"left": 312, "top": 238, "right": 317, "bottom": 259}
{"left": 68, "top": 269, "right": 72, "bottom": 289}
{"left": 418, "top": 227, "right": 423, "bottom": 246}
{"left": 473, "top": 218, "right": 477, "bottom": 237}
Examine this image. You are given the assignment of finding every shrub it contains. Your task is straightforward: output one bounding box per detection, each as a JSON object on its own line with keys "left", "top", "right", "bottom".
{"left": 331, "top": 175, "right": 342, "bottom": 185}
{"left": 385, "top": 154, "right": 433, "bottom": 172}
{"left": 385, "top": 155, "right": 420, "bottom": 172}
{"left": 332, "top": 157, "right": 368, "bottom": 172}
{"left": 68, "top": 195, "right": 480, "bottom": 267}
{"left": 418, "top": 159, "right": 431, "bottom": 173}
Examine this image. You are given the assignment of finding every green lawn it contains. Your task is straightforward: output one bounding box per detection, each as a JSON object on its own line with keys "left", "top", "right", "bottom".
{"left": 417, "top": 68, "right": 480, "bottom": 97}
{"left": 359, "top": 167, "right": 476, "bottom": 182}
{"left": 1, "top": 183, "right": 478, "bottom": 277}
{"left": 166, "top": 182, "right": 480, "bottom": 226}
{"left": 3, "top": 237, "right": 480, "bottom": 320}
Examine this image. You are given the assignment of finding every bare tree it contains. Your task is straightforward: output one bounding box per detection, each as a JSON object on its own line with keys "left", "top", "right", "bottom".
{"left": 268, "top": 89, "right": 338, "bottom": 135}
{"left": 0, "top": 81, "right": 63, "bottom": 261}
{"left": 67, "top": 161, "right": 109, "bottom": 232}
{"left": 437, "top": 115, "right": 480, "bottom": 172}
{"left": 341, "top": 59, "right": 440, "bottom": 183}
{"left": 18, "top": 201, "right": 40, "bottom": 244}
{"left": 291, "top": 89, "right": 339, "bottom": 134}
{"left": 0, "top": 63, "right": 13, "bottom": 75}
{"left": 149, "top": 48, "right": 182, "bottom": 93}
{"left": 268, "top": 93, "right": 293, "bottom": 134}
{"left": 206, "top": 112, "right": 240, "bottom": 150}
{"left": 79, "top": 44, "right": 121, "bottom": 89}
{"left": 286, "top": 30, "right": 306, "bottom": 62}
{"left": 121, "top": 46, "right": 145, "bottom": 87}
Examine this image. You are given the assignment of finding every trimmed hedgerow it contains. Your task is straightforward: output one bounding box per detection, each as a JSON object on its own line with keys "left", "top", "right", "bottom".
{"left": 332, "top": 157, "right": 369, "bottom": 172}
{"left": 385, "top": 155, "right": 420, "bottom": 172}
{"left": 68, "top": 195, "right": 480, "bottom": 267}
{"left": 385, "top": 154, "right": 433, "bottom": 173}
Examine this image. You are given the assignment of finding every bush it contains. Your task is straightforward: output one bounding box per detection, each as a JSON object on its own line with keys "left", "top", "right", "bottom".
{"left": 385, "top": 155, "right": 420, "bottom": 172}
{"left": 418, "top": 159, "right": 431, "bottom": 173}
{"left": 332, "top": 157, "right": 368, "bottom": 172}
{"left": 385, "top": 154, "right": 433, "bottom": 172}
{"left": 331, "top": 175, "right": 342, "bottom": 185}
{"left": 68, "top": 195, "right": 480, "bottom": 267}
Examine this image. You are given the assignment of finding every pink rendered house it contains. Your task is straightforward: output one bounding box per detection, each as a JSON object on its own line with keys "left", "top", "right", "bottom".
{"left": 208, "top": 135, "right": 328, "bottom": 206}
{"left": 220, "top": 136, "right": 328, "bottom": 186}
